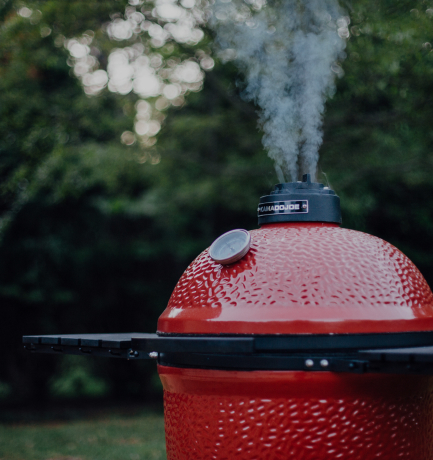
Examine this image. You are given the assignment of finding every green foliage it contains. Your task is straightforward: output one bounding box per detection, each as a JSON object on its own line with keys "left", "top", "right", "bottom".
{"left": 0, "top": 381, "right": 12, "bottom": 400}
{"left": 50, "top": 355, "right": 110, "bottom": 398}
{"left": 322, "top": 0, "right": 433, "bottom": 280}
{"left": 0, "top": 0, "right": 133, "bottom": 237}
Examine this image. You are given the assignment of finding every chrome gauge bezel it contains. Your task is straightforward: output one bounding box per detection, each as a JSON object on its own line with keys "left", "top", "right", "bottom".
{"left": 209, "top": 229, "right": 251, "bottom": 265}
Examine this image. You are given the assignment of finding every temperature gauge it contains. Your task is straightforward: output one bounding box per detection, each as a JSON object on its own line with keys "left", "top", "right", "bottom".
{"left": 209, "top": 229, "right": 251, "bottom": 265}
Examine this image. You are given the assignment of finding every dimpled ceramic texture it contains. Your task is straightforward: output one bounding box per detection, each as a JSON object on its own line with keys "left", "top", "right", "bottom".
{"left": 158, "top": 223, "right": 433, "bottom": 334}
{"left": 160, "top": 366, "right": 433, "bottom": 460}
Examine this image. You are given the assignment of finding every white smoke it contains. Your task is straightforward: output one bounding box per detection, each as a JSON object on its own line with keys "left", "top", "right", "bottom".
{"left": 209, "top": 0, "right": 348, "bottom": 181}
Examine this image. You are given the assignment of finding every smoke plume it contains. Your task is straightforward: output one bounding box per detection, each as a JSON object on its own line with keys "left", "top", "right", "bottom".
{"left": 209, "top": 0, "right": 348, "bottom": 182}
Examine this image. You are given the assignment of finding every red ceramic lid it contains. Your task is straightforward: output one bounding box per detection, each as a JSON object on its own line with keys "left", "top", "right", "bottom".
{"left": 157, "top": 222, "right": 433, "bottom": 335}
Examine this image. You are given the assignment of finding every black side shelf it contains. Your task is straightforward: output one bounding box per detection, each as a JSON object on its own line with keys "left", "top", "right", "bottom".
{"left": 23, "top": 333, "right": 156, "bottom": 360}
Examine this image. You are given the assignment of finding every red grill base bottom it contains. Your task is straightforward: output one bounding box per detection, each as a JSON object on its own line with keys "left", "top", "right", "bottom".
{"left": 159, "top": 365, "right": 433, "bottom": 460}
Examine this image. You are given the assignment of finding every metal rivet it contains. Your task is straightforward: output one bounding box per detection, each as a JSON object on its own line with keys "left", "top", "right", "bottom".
{"left": 320, "top": 359, "right": 329, "bottom": 368}
{"left": 149, "top": 352, "right": 158, "bottom": 359}
{"left": 305, "top": 359, "right": 314, "bottom": 368}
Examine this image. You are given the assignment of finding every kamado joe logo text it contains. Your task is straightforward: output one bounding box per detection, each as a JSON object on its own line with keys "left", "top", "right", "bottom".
{"left": 257, "top": 200, "right": 308, "bottom": 217}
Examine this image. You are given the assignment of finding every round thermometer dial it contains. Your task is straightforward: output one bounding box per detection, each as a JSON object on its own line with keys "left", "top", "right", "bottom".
{"left": 209, "top": 229, "right": 251, "bottom": 265}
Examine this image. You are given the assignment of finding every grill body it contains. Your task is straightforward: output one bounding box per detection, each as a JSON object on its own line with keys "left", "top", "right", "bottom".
{"left": 157, "top": 222, "right": 433, "bottom": 459}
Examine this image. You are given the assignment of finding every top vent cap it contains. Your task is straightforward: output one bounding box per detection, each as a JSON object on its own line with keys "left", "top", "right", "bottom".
{"left": 258, "top": 174, "right": 341, "bottom": 225}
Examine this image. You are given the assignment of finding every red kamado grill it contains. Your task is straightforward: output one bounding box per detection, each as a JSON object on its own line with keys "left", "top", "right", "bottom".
{"left": 24, "top": 174, "right": 433, "bottom": 459}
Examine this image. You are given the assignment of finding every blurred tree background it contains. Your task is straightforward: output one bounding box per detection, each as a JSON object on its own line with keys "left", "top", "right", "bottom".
{"left": 1, "top": 0, "right": 433, "bottom": 407}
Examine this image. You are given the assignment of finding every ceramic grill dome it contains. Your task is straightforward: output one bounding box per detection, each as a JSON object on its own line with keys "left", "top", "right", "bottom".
{"left": 158, "top": 222, "right": 433, "bottom": 335}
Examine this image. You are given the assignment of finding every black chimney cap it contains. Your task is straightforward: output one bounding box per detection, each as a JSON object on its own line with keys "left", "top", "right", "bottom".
{"left": 257, "top": 174, "right": 341, "bottom": 225}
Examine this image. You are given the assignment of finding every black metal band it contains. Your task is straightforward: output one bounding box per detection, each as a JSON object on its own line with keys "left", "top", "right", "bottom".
{"left": 158, "top": 349, "right": 433, "bottom": 375}
{"left": 154, "top": 331, "right": 433, "bottom": 353}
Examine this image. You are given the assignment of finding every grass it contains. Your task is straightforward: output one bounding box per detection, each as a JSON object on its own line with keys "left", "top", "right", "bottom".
{"left": 0, "top": 412, "right": 166, "bottom": 460}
